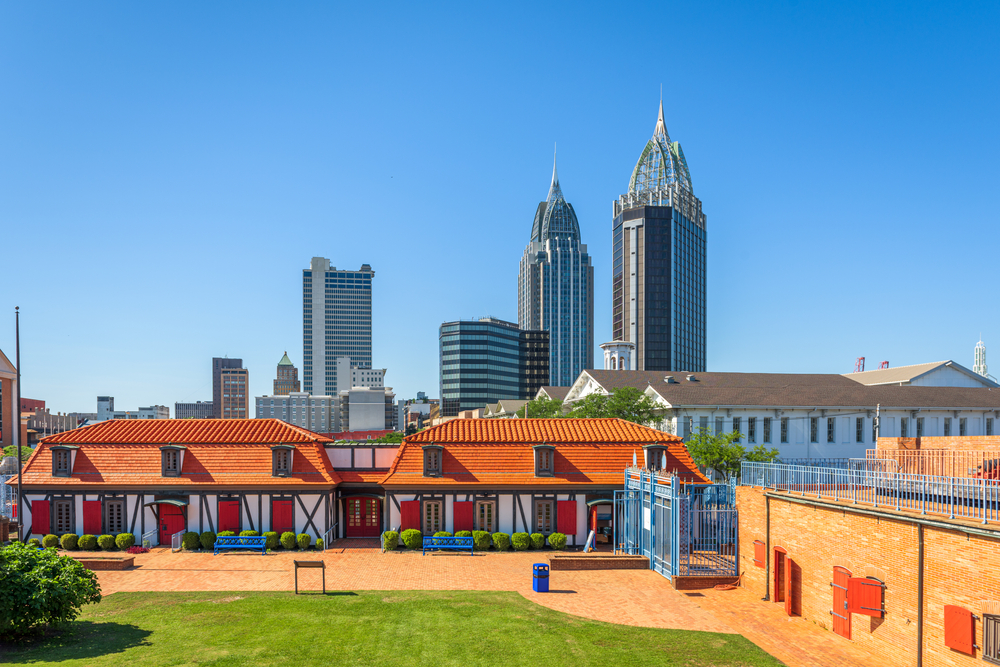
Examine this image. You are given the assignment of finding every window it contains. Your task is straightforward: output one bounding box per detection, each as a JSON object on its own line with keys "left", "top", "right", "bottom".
{"left": 534, "top": 446, "right": 554, "bottom": 477}
{"left": 682, "top": 418, "right": 691, "bottom": 441}
{"left": 54, "top": 499, "right": 73, "bottom": 535}
{"left": 423, "top": 446, "right": 442, "bottom": 477}
{"left": 762, "top": 418, "right": 771, "bottom": 444}
{"left": 534, "top": 499, "right": 555, "bottom": 534}
{"left": 989, "top": 418, "right": 995, "bottom": 436}
{"left": 985, "top": 614, "right": 1000, "bottom": 664}
{"left": 715, "top": 417, "right": 723, "bottom": 434}
{"left": 916, "top": 417, "right": 924, "bottom": 438}
{"left": 856, "top": 417, "right": 864, "bottom": 444}
{"left": 422, "top": 500, "right": 442, "bottom": 535}
{"left": 475, "top": 501, "right": 496, "bottom": 533}
{"left": 161, "top": 448, "right": 180, "bottom": 477}
{"left": 810, "top": 417, "right": 818, "bottom": 443}
{"left": 780, "top": 417, "right": 788, "bottom": 444}
{"left": 900, "top": 418, "right": 908, "bottom": 437}
{"left": 272, "top": 448, "right": 291, "bottom": 476}
{"left": 944, "top": 417, "right": 952, "bottom": 437}
{"left": 827, "top": 418, "right": 835, "bottom": 443}
{"left": 733, "top": 417, "right": 742, "bottom": 443}
{"left": 699, "top": 416, "right": 709, "bottom": 434}
{"left": 105, "top": 499, "right": 124, "bottom": 534}
{"left": 53, "top": 449, "right": 71, "bottom": 477}
{"left": 960, "top": 418, "right": 968, "bottom": 436}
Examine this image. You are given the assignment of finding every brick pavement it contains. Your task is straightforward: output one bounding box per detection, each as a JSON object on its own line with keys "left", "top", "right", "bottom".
{"left": 90, "top": 545, "right": 869, "bottom": 666}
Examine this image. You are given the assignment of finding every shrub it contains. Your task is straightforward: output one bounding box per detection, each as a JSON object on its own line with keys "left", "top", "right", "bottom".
{"left": 296, "top": 533, "right": 311, "bottom": 550}
{"left": 454, "top": 530, "right": 472, "bottom": 538}
{"left": 382, "top": 531, "right": 399, "bottom": 551}
{"left": 78, "top": 534, "right": 97, "bottom": 551}
{"left": 433, "top": 531, "right": 453, "bottom": 538}
{"left": 511, "top": 532, "right": 530, "bottom": 551}
{"left": 400, "top": 529, "right": 423, "bottom": 550}
{"left": 217, "top": 531, "right": 236, "bottom": 538}
{"left": 0, "top": 541, "right": 102, "bottom": 636}
{"left": 125, "top": 546, "right": 149, "bottom": 554}
{"left": 280, "top": 532, "right": 296, "bottom": 550}
{"left": 27, "top": 538, "right": 41, "bottom": 548}
{"left": 548, "top": 532, "right": 567, "bottom": 550}
{"left": 42, "top": 534, "right": 59, "bottom": 549}
{"left": 200, "top": 531, "right": 217, "bottom": 550}
{"left": 491, "top": 532, "right": 511, "bottom": 552}
{"left": 181, "top": 532, "right": 200, "bottom": 550}
{"left": 530, "top": 533, "right": 545, "bottom": 550}
{"left": 471, "top": 530, "right": 492, "bottom": 551}
{"left": 262, "top": 531, "right": 280, "bottom": 550}
{"left": 239, "top": 530, "right": 260, "bottom": 537}
{"left": 60, "top": 533, "right": 79, "bottom": 551}
{"left": 115, "top": 533, "right": 135, "bottom": 550}
{"left": 315, "top": 538, "right": 324, "bottom": 551}
{"left": 97, "top": 535, "right": 115, "bottom": 551}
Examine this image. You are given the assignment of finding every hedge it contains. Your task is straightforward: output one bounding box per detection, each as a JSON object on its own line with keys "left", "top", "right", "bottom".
{"left": 42, "top": 534, "right": 59, "bottom": 549}
{"left": 432, "top": 531, "right": 453, "bottom": 538}
{"left": 280, "top": 532, "right": 296, "bottom": 550}
{"left": 400, "top": 529, "right": 422, "bottom": 550}
{"left": 27, "top": 538, "right": 41, "bottom": 548}
{"left": 296, "top": 533, "right": 311, "bottom": 550}
{"left": 97, "top": 535, "right": 115, "bottom": 551}
{"left": 315, "top": 538, "right": 324, "bottom": 551}
{"left": 60, "top": 533, "right": 79, "bottom": 551}
{"left": 548, "top": 532, "right": 567, "bottom": 550}
{"left": 530, "top": 533, "right": 545, "bottom": 550}
{"left": 239, "top": 530, "right": 260, "bottom": 537}
{"left": 217, "top": 531, "right": 236, "bottom": 538}
{"left": 454, "top": 530, "right": 472, "bottom": 538}
{"left": 471, "top": 530, "right": 492, "bottom": 551}
{"left": 491, "top": 532, "right": 511, "bottom": 551}
{"left": 115, "top": 533, "right": 135, "bottom": 550}
{"left": 200, "top": 531, "right": 217, "bottom": 550}
{"left": 78, "top": 534, "right": 97, "bottom": 551}
{"left": 262, "top": 531, "right": 280, "bottom": 550}
{"left": 511, "top": 532, "right": 530, "bottom": 551}
{"left": 382, "top": 531, "right": 400, "bottom": 550}
{"left": 181, "top": 532, "right": 201, "bottom": 550}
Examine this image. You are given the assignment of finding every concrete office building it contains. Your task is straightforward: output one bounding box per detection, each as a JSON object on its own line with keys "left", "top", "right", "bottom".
{"left": 612, "top": 101, "right": 706, "bottom": 372}
{"left": 218, "top": 367, "right": 249, "bottom": 420}
{"left": 212, "top": 358, "right": 243, "bottom": 418}
{"left": 174, "top": 401, "right": 214, "bottom": 420}
{"left": 339, "top": 386, "right": 396, "bottom": 432}
{"left": 303, "top": 257, "right": 374, "bottom": 397}
{"left": 96, "top": 397, "right": 169, "bottom": 420}
{"left": 256, "top": 392, "right": 337, "bottom": 432}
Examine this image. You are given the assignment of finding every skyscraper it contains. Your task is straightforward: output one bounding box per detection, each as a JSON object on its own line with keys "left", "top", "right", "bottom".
{"left": 303, "top": 257, "right": 374, "bottom": 396}
{"left": 273, "top": 352, "right": 301, "bottom": 394}
{"left": 975, "top": 338, "right": 989, "bottom": 378}
{"left": 218, "top": 367, "right": 249, "bottom": 419}
{"left": 611, "top": 101, "right": 706, "bottom": 372}
{"left": 518, "top": 152, "right": 594, "bottom": 387}
{"left": 212, "top": 357, "right": 243, "bottom": 418}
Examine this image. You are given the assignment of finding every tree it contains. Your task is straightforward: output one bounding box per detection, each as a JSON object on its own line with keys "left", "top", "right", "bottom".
{"left": 565, "top": 386, "right": 659, "bottom": 424}
{"left": 2, "top": 445, "right": 31, "bottom": 462}
{"left": 373, "top": 432, "right": 404, "bottom": 443}
{"left": 686, "top": 427, "right": 779, "bottom": 480}
{"left": 514, "top": 397, "right": 563, "bottom": 419}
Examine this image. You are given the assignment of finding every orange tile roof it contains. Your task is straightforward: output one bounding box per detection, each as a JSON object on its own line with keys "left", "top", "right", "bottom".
{"left": 382, "top": 418, "right": 707, "bottom": 487}
{"left": 336, "top": 470, "right": 391, "bottom": 484}
{"left": 38, "top": 418, "right": 333, "bottom": 445}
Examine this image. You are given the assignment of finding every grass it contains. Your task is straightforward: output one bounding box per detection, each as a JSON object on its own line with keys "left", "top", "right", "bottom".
{"left": 0, "top": 591, "right": 784, "bottom": 667}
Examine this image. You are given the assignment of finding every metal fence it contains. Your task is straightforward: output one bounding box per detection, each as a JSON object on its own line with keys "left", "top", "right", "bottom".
{"left": 866, "top": 449, "right": 1000, "bottom": 479}
{"left": 615, "top": 468, "right": 737, "bottom": 580}
{"left": 741, "top": 461, "right": 1000, "bottom": 524}
{"left": 141, "top": 529, "right": 158, "bottom": 548}
{"left": 0, "top": 474, "right": 14, "bottom": 519}
{"left": 170, "top": 530, "right": 185, "bottom": 552}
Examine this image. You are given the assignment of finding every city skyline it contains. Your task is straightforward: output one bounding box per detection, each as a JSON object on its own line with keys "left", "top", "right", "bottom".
{"left": 1, "top": 3, "right": 997, "bottom": 413}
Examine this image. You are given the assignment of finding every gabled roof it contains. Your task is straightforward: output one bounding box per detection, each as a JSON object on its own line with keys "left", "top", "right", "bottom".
{"left": 536, "top": 386, "right": 570, "bottom": 401}
{"left": 38, "top": 418, "right": 333, "bottom": 445}
{"left": 843, "top": 360, "right": 998, "bottom": 388}
{"left": 278, "top": 352, "right": 294, "bottom": 367}
{"left": 381, "top": 418, "right": 707, "bottom": 487}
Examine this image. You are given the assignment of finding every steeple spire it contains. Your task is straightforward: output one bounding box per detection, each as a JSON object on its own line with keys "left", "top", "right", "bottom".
{"left": 654, "top": 98, "right": 668, "bottom": 139}
{"left": 551, "top": 143, "right": 559, "bottom": 188}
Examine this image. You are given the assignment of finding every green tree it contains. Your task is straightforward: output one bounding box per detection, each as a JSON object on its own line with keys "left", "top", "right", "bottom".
{"left": 565, "top": 386, "right": 658, "bottom": 424}
{"left": 2, "top": 445, "right": 31, "bottom": 462}
{"left": 373, "top": 432, "right": 404, "bottom": 443}
{"left": 514, "top": 397, "right": 563, "bottom": 419}
{"left": 686, "top": 428, "right": 779, "bottom": 480}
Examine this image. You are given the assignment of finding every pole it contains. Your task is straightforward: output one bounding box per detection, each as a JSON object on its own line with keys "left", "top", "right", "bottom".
{"left": 15, "top": 307, "right": 22, "bottom": 539}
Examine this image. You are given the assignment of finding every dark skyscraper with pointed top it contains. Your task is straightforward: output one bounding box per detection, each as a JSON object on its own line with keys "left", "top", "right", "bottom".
{"left": 518, "top": 151, "right": 594, "bottom": 387}
{"left": 612, "top": 102, "right": 706, "bottom": 372}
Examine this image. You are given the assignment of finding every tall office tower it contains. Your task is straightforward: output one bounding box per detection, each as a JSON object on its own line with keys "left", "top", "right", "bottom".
{"left": 518, "top": 152, "right": 594, "bottom": 387}
{"left": 303, "top": 257, "right": 374, "bottom": 397}
{"left": 219, "top": 367, "right": 249, "bottom": 419}
{"left": 273, "top": 352, "right": 301, "bottom": 394}
{"left": 612, "top": 101, "right": 707, "bottom": 372}
{"left": 212, "top": 358, "right": 243, "bottom": 418}
{"left": 439, "top": 317, "right": 549, "bottom": 417}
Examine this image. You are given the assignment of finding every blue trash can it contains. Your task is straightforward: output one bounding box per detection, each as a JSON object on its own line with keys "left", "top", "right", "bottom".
{"left": 532, "top": 563, "right": 549, "bottom": 593}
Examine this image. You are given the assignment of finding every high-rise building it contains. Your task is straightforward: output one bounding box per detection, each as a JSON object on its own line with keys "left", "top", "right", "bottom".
{"left": 175, "top": 401, "right": 213, "bottom": 419}
{"left": 439, "top": 317, "right": 549, "bottom": 416}
{"left": 303, "top": 258, "right": 374, "bottom": 397}
{"left": 612, "top": 101, "right": 706, "bottom": 372}
{"left": 273, "top": 352, "right": 301, "bottom": 394}
{"left": 219, "top": 367, "right": 249, "bottom": 419}
{"left": 212, "top": 358, "right": 243, "bottom": 418}
{"left": 518, "top": 152, "right": 594, "bottom": 387}
{"left": 974, "top": 338, "right": 989, "bottom": 378}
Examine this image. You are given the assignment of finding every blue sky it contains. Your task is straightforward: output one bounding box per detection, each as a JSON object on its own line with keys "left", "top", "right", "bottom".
{"left": 1, "top": 1, "right": 998, "bottom": 414}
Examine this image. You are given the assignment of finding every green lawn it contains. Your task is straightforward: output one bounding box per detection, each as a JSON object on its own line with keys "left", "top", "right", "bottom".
{"left": 1, "top": 591, "right": 783, "bottom": 666}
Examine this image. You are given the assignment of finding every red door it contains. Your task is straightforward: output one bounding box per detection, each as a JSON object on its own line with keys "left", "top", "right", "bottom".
{"left": 345, "top": 498, "right": 381, "bottom": 537}
{"left": 832, "top": 566, "right": 852, "bottom": 639}
{"left": 159, "top": 504, "right": 185, "bottom": 544}
{"left": 773, "top": 548, "right": 786, "bottom": 604}
{"left": 272, "top": 499, "right": 293, "bottom": 534}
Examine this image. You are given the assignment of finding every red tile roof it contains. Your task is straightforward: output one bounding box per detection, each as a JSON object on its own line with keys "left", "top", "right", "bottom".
{"left": 336, "top": 470, "right": 391, "bottom": 484}
{"left": 38, "top": 418, "right": 333, "bottom": 445}
{"left": 320, "top": 429, "right": 393, "bottom": 441}
{"left": 382, "top": 418, "right": 707, "bottom": 487}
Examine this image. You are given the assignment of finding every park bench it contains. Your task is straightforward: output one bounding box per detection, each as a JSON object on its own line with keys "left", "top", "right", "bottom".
{"left": 422, "top": 536, "right": 474, "bottom": 556}
{"left": 214, "top": 535, "right": 267, "bottom": 555}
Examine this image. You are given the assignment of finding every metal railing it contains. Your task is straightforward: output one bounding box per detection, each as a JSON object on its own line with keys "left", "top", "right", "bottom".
{"left": 141, "top": 529, "right": 158, "bottom": 548}
{"left": 170, "top": 530, "right": 186, "bottom": 552}
{"left": 777, "top": 458, "right": 852, "bottom": 469}
{"left": 323, "top": 523, "right": 338, "bottom": 552}
{"left": 867, "top": 449, "right": 1000, "bottom": 479}
{"left": 742, "top": 461, "right": 1000, "bottom": 524}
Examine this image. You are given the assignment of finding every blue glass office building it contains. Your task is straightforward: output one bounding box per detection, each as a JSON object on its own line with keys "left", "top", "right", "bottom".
{"left": 612, "top": 102, "right": 707, "bottom": 372}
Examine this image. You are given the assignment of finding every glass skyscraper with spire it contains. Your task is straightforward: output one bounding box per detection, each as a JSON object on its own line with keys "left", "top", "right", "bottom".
{"left": 518, "top": 153, "right": 594, "bottom": 387}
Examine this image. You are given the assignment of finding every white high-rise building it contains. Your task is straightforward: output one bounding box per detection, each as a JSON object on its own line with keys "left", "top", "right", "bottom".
{"left": 974, "top": 338, "right": 989, "bottom": 378}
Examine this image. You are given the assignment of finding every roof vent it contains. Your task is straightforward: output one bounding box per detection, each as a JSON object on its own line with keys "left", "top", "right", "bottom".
{"left": 664, "top": 376, "right": 676, "bottom": 384}
{"left": 686, "top": 374, "right": 697, "bottom": 382}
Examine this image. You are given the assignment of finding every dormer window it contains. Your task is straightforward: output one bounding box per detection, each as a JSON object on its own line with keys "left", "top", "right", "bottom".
{"left": 534, "top": 444, "right": 555, "bottom": 477}
{"left": 422, "top": 445, "right": 442, "bottom": 477}
{"left": 52, "top": 448, "right": 72, "bottom": 477}
{"left": 160, "top": 446, "right": 185, "bottom": 477}
{"left": 272, "top": 445, "right": 294, "bottom": 477}
{"left": 644, "top": 445, "right": 667, "bottom": 471}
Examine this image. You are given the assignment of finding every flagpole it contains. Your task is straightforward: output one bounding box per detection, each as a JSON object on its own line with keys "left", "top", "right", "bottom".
{"left": 15, "top": 307, "right": 22, "bottom": 540}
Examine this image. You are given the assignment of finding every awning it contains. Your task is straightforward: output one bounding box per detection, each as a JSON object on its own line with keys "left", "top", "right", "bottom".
{"left": 143, "top": 499, "right": 189, "bottom": 507}
{"left": 586, "top": 498, "right": 614, "bottom": 507}
{"left": 339, "top": 493, "right": 385, "bottom": 500}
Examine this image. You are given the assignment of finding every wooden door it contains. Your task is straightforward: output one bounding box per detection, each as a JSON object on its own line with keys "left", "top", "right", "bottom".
{"left": 218, "top": 500, "right": 240, "bottom": 533}
{"left": 832, "top": 566, "right": 852, "bottom": 639}
{"left": 773, "top": 548, "right": 786, "bottom": 604}
{"left": 784, "top": 557, "right": 793, "bottom": 616}
{"left": 159, "top": 504, "right": 185, "bottom": 544}
{"left": 272, "top": 499, "right": 293, "bottom": 535}
{"left": 346, "top": 498, "right": 381, "bottom": 537}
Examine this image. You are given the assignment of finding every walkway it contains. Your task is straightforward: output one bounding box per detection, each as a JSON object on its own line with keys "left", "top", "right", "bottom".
{"left": 94, "top": 546, "right": 870, "bottom": 666}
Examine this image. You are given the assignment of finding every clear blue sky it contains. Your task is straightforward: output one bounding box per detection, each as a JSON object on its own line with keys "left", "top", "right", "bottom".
{"left": 1, "top": 1, "right": 998, "bottom": 414}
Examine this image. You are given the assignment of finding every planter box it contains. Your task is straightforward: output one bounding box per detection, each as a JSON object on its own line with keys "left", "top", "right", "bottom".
{"left": 72, "top": 556, "right": 134, "bottom": 571}
{"left": 548, "top": 554, "right": 649, "bottom": 570}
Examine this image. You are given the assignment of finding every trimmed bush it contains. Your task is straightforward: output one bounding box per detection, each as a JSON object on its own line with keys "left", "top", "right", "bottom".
{"left": 382, "top": 531, "right": 400, "bottom": 550}
{"left": 27, "top": 538, "right": 42, "bottom": 548}
{"left": 239, "top": 530, "right": 260, "bottom": 537}
{"left": 433, "top": 531, "right": 453, "bottom": 538}
{"left": 315, "top": 538, "right": 324, "bottom": 551}
{"left": 471, "top": 530, "right": 491, "bottom": 551}
{"left": 548, "top": 532, "right": 567, "bottom": 550}
{"left": 296, "top": 533, "right": 311, "bottom": 550}
{"left": 530, "top": 533, "right": 545, "bottom": 550}
{"left": 217, "top": 531, "right": 236, "bottom": 538}
{"left": 115, "top": 533, "right": 135, "bottom": 550}
{"left": 42, "top": 534, "right": 59, "bottom": 549}
{"left": 263, "top": 531, "right": 280, "bottom": 550}
{"left": 200, "top": 531, "right": 217, "bottom": 550}
{"left": 181, "top": 532, "right": 200, "bottom": 550}
{"left": 511, "top": 532, "right": 530, "bottom": 551}
{"left": 60, "top": 533, "right": 79, "bottom": 551}
{"left": 78, "top": 534, "right": 97, "bottom": 551}
{"left": 97, "top": 534, "right": 115, "bottom": 551}
{"left": 491, "top": 532, "right": 511, "bottom": 552}
{"left": 280, "top": 531, "right": 296, "bottom": 550}
{"left": 126, "top": 546, "right": 149, "bottom": 554}
{"left": 400, "top": 529, "right": 422, "bottom": 550}
{"left": 454, "top": 530, "right": 472, "bottom": 538}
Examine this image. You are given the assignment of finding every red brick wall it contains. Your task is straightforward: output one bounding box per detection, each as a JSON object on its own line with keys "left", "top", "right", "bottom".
{"left": 737, "top": 486, "right": 1000, "bottom": 667}
{"left": 879, "top": 436, "right": 1000, "bottom": 451}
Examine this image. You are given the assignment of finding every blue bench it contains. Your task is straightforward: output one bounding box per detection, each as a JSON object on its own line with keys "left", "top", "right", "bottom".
{"left": 422, "top": 536, "right": 474, "bottom": 556}
{"left": 214, "top": 536, "right": 267, "bottom": 555}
